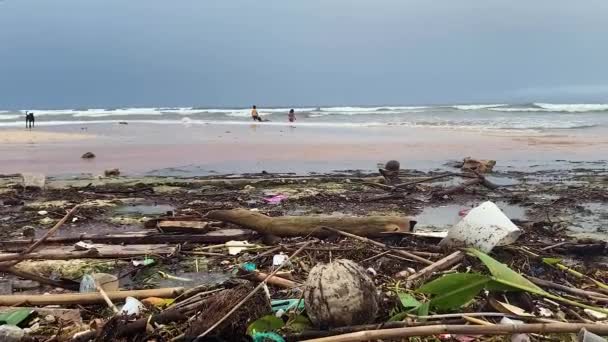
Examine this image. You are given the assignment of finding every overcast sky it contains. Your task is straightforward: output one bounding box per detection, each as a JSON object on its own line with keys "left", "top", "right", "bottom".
{"left": 1, "top": 0, "right": 607, "bottom": 108}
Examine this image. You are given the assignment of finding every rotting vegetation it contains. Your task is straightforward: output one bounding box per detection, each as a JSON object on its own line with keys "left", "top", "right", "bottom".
{"left": 0, "top": 159, "right": 608, "bottom": 341}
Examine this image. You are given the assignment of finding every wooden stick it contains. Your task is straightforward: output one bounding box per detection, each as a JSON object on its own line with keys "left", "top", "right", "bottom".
{"left": 321, "top": 227, "right": 433, "bottom": 265}
{"left": 0, "top": 287, "right": 184, "bottom": 306}
{"left": 540, "top": 241, "right": 568, "bottom": 251}
{"left": 194, "top": 240, "right": 313, "bottom": 339}
{"left": 528, "top": 277, "right": 608, "bottom": 301}
{"left": 301, "top": 323, "right": 608, "bottom": 342}
{"left": 96, "top": 284, "right": 119, "bottom": 313}
{"left": 407, "top": 251, "right": 465, "bottom": 282}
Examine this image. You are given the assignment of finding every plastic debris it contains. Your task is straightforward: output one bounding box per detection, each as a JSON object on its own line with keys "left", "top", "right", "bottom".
{"left": 440, "top": 201, "right": 521, "bottom": 252}
{"left": 272, "top": 253, "right": 288, "bottom": 266}
{"left": 226, "top": 240, "right": 257, "bottom": 255}
{"left": 74, "top": 241, "right": 95, "bottom": 251}
{"left": 271, "top": 299, "right": 305, "bottom": 313}
{"left": 79, "top": 273, "right": 119, "bottom": 293}
{"left": 120, "top": 297, "right": 144, "bottom": 316}
{"left": 132, "top": 258, "right": 155, "bottom": 267}
{"left": 21, "top": 172, "right": 46, "bottom": 189}
{"left": 578, "top": 328, "right": 607, "bottom": 342}
{"left": 0, "top": 308, "right": 34, "bottom": 326}
{"left": 500, "top": 317, "right": 530, "bottom": 342}
{"left": 241, "top": 262, "right": 257, "bottom": 272}
{"left": 37, "top": 210, "right": 48, "bottom": 216}
{"left": 264, "top": 194, "right": 288, "bottom": 204}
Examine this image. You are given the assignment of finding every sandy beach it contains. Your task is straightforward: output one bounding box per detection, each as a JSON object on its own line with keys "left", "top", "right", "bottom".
{"left": 1, "top": 122, "right": 607, "bottom": 176}
{"left": 0, "top": 129, "right": 92, "bottom": 144}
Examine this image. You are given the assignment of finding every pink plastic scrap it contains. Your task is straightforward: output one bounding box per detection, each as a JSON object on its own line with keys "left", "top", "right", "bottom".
{"left": 264, "top": 194, "right": 288, "bottom": 204}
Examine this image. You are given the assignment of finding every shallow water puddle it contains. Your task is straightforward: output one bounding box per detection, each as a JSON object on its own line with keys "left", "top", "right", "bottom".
{"left": 414, "top": 201, "right": 527, "bottom": 230}
{"left": 568, "top": 202, "right": 608, "bottom": 239}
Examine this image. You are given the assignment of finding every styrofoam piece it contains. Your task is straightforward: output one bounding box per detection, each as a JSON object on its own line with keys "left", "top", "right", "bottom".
{"left": 440, "top": 201, "right": 521, "bottom": 252}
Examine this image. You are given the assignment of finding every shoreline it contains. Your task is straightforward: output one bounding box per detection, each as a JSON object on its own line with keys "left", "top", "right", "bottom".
{"left": 1, "top": 123, "right": 607, "bottom": 176}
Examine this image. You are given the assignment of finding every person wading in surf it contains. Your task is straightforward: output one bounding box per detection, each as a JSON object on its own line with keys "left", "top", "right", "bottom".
{"left": 251, "top": 105, "right": 262, "bottom": 122}
{"left": 288, "top": 109, "right": 296, "bottom": 123}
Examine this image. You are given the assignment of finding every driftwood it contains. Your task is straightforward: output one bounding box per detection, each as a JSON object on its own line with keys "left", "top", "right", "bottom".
{"left": 0, "top": 287, "right": 183, "bottom": 306}
{"left": 301, "top": 323, "right": 608, "bottom": 342}
{"left": 0, "top": 244, "right": 176, "bottom": 261}
{"left": 0, "top": 229, "right": 254, "bottom": 248}
{"left": 206, "top": 209, "right": 415, "bottom": 237}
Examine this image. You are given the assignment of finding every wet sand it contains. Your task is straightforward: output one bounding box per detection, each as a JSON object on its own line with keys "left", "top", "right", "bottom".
{"left": 1, "top": 122, "right": 607, "bottom": 176}
{"left": 0, "top": 129, "right": 92, "bottom": 144}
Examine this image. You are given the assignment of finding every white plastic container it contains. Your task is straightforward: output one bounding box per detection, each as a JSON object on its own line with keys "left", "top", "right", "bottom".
{"left": 440, "top": 201, "right": 521, "bottom": 252}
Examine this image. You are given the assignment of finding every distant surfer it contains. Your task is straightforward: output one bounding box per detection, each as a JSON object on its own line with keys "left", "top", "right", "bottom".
{"left": 25, "top": 111, "right": 35, "bottom": 129}
{"left": 251, "top": 105, "right": 262, "bottom": 122}
{"left": 288, "top": 109, "right": 296, "bottom": 123}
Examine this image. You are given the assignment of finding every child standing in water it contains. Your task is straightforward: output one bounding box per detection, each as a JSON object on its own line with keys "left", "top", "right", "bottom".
{"left": 251, "top": 105, "right": 262, "bottom": 122}
{"left": 288, "top": 109, "right": 296, "bottom": 123}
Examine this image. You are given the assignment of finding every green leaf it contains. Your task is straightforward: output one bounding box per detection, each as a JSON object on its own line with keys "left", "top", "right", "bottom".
{"left": 466, "top": 248, "right": 546, "bottom": 295}
{"left": 418, "top": 273, "right": 490, "bottom": 310}
{"left": 469, "top": 248, "right": 608, "bottom": 315}
{"left": 286, "top": 314, "right": 311, "bottom": 333}
{"left": 247, "top": 315, "right": 285, "bottom": 336}
{"left": 397, "top": 292, "right": 421, "bottom": 309}
{"left": 417, "top": 302, "right": 430, "bottom": 316}
{"left": 485, "top": 280, "right": 519, "bottom": 292}
{"left": 388, "top": 311, "right": 409, "bottom": 322}
{"left": 0, "top": 308, "right": 34, "bottom": 326}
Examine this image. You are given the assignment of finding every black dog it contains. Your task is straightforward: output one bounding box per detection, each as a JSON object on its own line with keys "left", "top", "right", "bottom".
{"left": 25, "top": 112, "right": 35, "bottom": 129}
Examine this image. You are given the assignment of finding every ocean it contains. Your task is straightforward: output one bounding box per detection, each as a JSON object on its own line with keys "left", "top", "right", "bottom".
{"left": 1, "top": 103, "right": 607, "bottom": 133}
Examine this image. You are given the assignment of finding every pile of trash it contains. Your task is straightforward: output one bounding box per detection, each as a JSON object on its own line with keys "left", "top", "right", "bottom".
{"left": 0, "top": 158, "right": 607, "bottom": 341}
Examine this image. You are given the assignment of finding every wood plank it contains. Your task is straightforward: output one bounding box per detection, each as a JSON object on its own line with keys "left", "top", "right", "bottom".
{"left": 0, "top": 244, "right": 176, "bottom": 260}
{"left": 0, "top": 229, "right": 256, "bottom": 247}
{"left": 157, "top": 220, "right": 209, "bottom": 233}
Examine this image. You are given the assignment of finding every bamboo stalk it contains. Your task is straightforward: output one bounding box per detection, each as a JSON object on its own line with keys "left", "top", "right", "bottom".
{"left": 301, "top": 323, "right": 608, "bottom": 342}
{"left": 0, "top": 287, "right": 184, "bottom": 306}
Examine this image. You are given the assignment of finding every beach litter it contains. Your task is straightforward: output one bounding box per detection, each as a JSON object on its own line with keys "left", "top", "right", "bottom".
{"left": 81, "top": 152, "right": 95, "bottom": 159}
{"left": 440, "top": 201, "right": 522, "bottom": 252}
{"left": 1, "top": 161, "right": 608, "bottom": 341}
{"left": 264, "top": 194, "right": 288, "bottom": 204}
